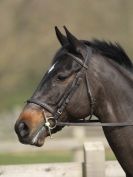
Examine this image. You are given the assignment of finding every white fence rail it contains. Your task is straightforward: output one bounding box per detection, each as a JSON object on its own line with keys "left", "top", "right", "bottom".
{"left": 0, "top": 141, "right": 125, "bottom": 177}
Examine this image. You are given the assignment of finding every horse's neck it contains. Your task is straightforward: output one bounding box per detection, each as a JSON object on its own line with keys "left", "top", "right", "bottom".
{"left": 90, "top": 54, "right": 133, "bottom": 122}
{"left": 90, "top": 55, "right": 133, "bottom": 175}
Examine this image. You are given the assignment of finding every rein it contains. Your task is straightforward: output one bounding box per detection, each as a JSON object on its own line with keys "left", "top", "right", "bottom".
{"left": 57, "top": 120, "right": 133, "bottom": 127}
{"left": 27, "top": 46, "right": 133, "bottom": 137}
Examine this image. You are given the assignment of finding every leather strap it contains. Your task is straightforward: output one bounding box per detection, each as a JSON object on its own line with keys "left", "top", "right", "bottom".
{"left": 27, "top": 99, "right": 54, "bottom": 114}
{"left": 57, "top": 119, "right": 133, "bottom": 127}
{"left": 67, "top": 53, "right": 88, "bottom": 69}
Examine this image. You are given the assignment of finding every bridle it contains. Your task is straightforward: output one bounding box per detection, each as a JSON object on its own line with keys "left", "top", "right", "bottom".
{"left": 27, "top": 46, "right": 95, "bottom": 136}
{"left": 27, "top": 46, "right": 133, "bottom": 138}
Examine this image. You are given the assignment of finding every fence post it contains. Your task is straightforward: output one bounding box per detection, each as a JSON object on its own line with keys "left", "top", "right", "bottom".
{"left": 73, "top": 127, "right": 86, "bottom": 162}
{"left": 84, "top": 141, "right": 105, "bottom": 177}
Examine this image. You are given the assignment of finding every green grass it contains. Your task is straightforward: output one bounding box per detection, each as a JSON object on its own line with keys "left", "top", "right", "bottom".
{"left": 0, "top": 149, "right": 116, "bottom": 165}
{"left": 0, "top": 151, "right": 73, "bottom": 165}
{"left": 105, "top": 148, "right": 116, "bottom": 161}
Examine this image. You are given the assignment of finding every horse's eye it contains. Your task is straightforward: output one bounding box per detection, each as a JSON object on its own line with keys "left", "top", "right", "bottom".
{"left": 57, "top": 74, "right": 68, "bottom": 81}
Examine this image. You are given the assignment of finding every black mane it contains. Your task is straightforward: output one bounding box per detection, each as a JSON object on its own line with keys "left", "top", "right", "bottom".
{"left": 84, "top": 40, "right": 133, "bottom": 71}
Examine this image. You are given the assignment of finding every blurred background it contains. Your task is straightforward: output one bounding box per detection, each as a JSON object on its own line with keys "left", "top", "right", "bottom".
{"left": 0, "top": 0, "right": 133, "bottom": 165}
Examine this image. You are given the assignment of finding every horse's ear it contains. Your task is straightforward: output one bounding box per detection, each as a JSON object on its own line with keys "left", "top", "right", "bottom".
{"left": 64, "top": 26, "right": 85, "bottom": 54}
{"left": 55, "top": 26, "right": 68, "bottom": 46}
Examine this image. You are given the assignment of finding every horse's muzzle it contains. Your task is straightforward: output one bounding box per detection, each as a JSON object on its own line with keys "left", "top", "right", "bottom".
{"left": 15, "top": 120, "right": 48, "bottom": 146}
{"left": 14, "top": 106, "right": 49, "bottom": 146}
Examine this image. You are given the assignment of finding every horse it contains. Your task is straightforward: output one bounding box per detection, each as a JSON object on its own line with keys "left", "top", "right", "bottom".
{"left": 15, "top": 27, "right": 133, "bottom": 177}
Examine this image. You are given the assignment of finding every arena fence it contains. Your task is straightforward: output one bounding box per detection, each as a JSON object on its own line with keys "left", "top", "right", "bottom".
{"left": 0, "top": 141, "right": 125, "bottom": 177}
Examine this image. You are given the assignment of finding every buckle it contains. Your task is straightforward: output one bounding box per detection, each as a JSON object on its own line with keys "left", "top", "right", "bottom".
{"left": 57, "top": 109, "right": 62, "bottom": 115}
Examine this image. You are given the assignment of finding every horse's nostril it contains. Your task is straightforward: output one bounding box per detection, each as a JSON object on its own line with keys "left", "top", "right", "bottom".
{"left": 18, "top": 122, "right": 29, "bottom": 138}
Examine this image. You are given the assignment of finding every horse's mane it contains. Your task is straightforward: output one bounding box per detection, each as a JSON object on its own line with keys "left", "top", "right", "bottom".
{"left": 84, "top": 40, "right": 133, "bottom": 71}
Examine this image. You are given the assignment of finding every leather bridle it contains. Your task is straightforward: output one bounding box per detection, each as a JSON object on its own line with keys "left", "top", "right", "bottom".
{"left": 27, "top": 46, "right": 133, "bottom": 137}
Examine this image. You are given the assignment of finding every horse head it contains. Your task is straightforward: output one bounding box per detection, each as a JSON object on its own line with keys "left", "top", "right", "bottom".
{"left": 15, "top": 27, "right": 94, "bottom": 146}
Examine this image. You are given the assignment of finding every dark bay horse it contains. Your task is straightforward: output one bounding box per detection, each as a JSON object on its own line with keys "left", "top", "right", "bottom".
{"left": 15, "top": 27, "right": 133, "bottom": 177}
